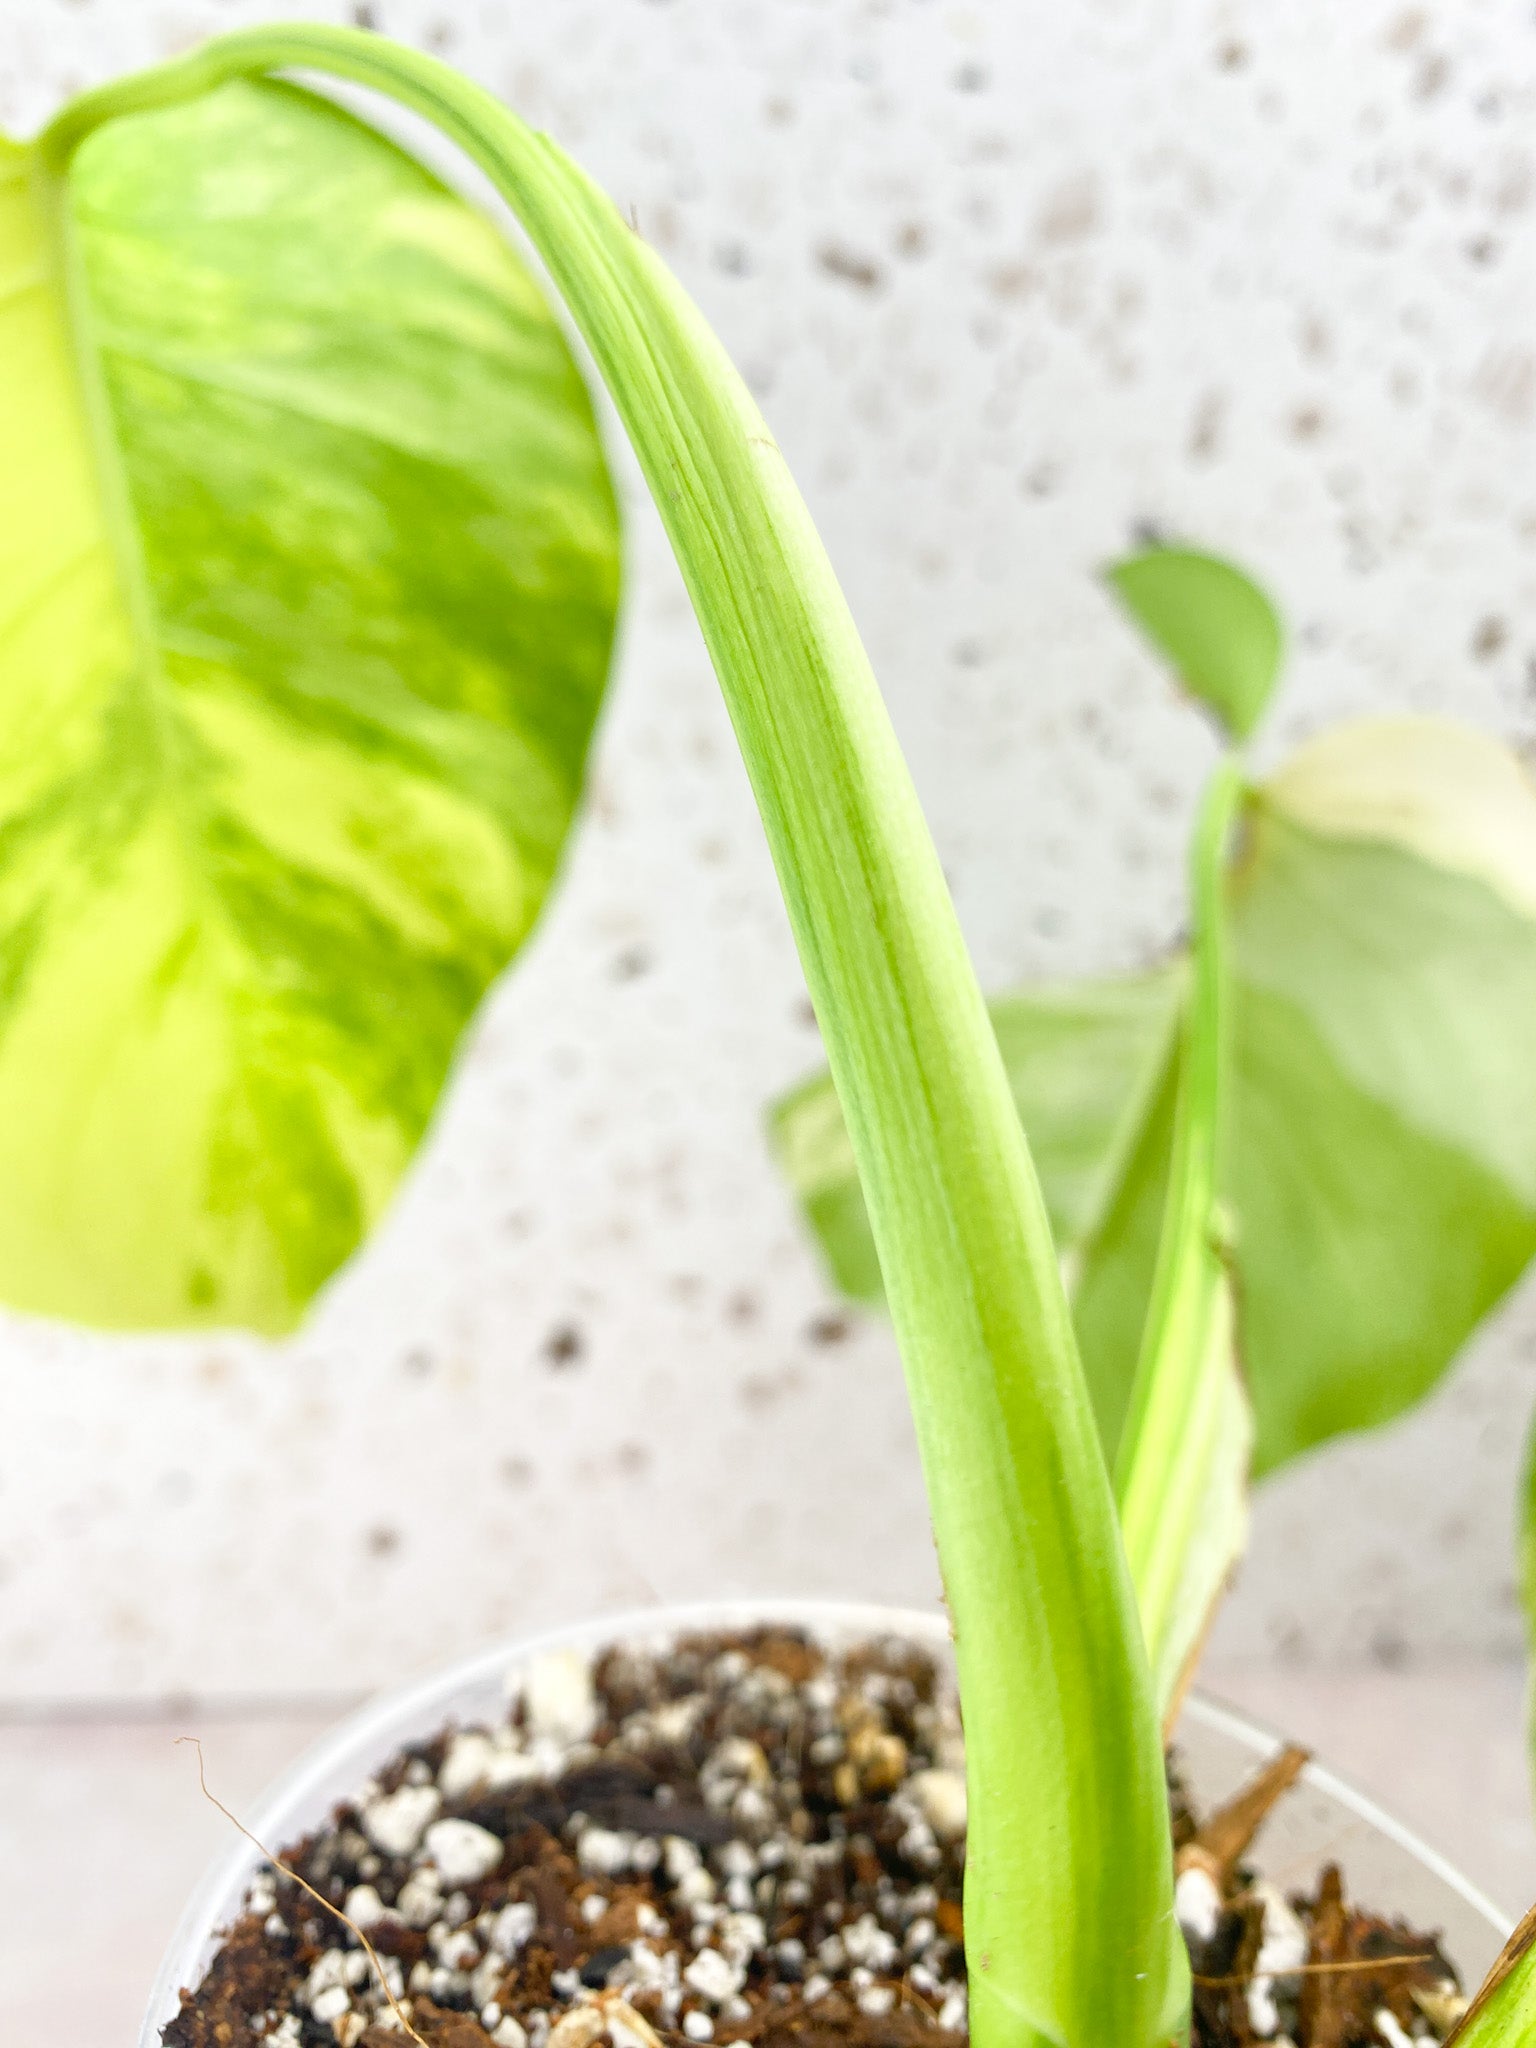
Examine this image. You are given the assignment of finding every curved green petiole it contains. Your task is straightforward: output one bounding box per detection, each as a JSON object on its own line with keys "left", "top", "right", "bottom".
{"left": 1115, "top": 758, "right": 1253, "bottom": 1722}
{"left": 45, "top": 27, "right": 1186, "bottom": 2048}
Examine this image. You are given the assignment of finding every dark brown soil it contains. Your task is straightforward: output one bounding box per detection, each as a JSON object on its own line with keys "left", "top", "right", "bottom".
{"left": 161, "top": 1629, "right": 1464, "bottom": 2048}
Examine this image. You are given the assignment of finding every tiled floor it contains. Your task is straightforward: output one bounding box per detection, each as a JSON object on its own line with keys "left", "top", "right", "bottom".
{"left": 5, "top": 1667, "right": 1533, "bottom": 2048}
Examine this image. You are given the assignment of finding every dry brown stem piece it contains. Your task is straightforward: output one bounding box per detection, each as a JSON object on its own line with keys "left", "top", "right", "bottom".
{"left": 1178, "top": 1745, "right": 1310, "bottom": 1884}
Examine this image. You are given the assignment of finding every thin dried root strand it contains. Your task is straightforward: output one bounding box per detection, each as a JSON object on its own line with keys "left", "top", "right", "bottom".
{"left": 176, "top": 1735, "right": 430, "bottom": 2048}
{"left": 897, "top": 1978, "right": 943, "bottom": 2025}
{"left": 1193, "top": 1952, "right": 1447, "bottom": 1989}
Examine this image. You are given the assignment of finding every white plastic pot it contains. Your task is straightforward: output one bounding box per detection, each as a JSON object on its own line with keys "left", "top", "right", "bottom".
{"left": 139, "top": 1599, "right": 1512, "bottom": 2045}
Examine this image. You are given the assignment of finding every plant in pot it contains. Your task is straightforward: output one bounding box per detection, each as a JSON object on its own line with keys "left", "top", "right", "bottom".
{"left": 7, "top": 22, "right": 1536, "bottom": 2048}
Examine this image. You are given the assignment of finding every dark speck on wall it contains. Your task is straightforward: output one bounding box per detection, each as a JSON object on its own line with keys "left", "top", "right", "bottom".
{"left": 1473, "top": 616, "right": 1508, "bottom": 659}
{"left": 1369, "top": 1628, "right": 1410, "bottom": 1670}
{"left": 1414, "top": 51, "right": 1451, "bottom": 99}
{"left": 807, "top": 1310, "right": 852, "bottom": 1347}
{"left": 1188, "top": 390, "right": 1225, "bottom": 461}
{"left": 817, "top": 244, "right": 885, "bottom": 291}
{"left": 545, "top": 1321, "right": 585, "bottom": 1368}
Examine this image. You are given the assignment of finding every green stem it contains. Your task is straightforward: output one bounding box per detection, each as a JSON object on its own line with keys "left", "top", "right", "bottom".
{"left": 45, "top": 33, "right": 1187, "bottom": 2047}
{"left": 1115, "top": 758, "right": 1244, "bottom": 1675}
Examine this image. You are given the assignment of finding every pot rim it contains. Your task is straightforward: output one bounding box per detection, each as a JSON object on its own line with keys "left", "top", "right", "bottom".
{"left": 140, "top": 1595, "right": 1515, "bottom": 2045}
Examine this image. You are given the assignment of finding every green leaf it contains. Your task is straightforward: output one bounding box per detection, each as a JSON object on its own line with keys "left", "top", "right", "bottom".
{"left": 0, "top": 81, "right": 619, "bottom": 1333}
{"left": 1107, "top": 545, "right": 1283, "bottom": 741}
{"left": 48, "top": 29, "right": 1188, "bottom": 2048}
{"left": 777, "top": 717, "right": 1536, "bottom": 1481}
{"left": 1230, "top": 720, "right": 1536, "bottom": 1470}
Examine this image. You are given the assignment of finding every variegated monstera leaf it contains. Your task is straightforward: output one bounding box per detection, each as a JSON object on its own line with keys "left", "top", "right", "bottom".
{"left": 0, "top": 79, "right": 620, "bottom": 1332}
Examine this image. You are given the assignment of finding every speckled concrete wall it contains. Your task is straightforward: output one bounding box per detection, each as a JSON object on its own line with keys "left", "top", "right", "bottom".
{"left": 4, "top": 0, "right": 1536, "bottom": 1700}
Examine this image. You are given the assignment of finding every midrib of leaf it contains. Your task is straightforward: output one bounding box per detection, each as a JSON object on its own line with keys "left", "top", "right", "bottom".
{"left": 28, "top": 152, "right": 177, "bottom": 769}
{"left": 34, "top": 145, "right": 281, "bottom": 1075}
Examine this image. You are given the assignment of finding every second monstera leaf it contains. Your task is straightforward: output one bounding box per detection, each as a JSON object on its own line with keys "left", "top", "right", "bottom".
{"left": 772, "top": 716, "right": 1536, "bottom": 1477}
{"left": 0, "top": 79, "right": 620, "bottom": 1333}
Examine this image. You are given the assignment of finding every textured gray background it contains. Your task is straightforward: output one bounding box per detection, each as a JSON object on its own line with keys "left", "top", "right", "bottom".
{"left": 3, "top": 0, "right": 1536, "bottom": 1701}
